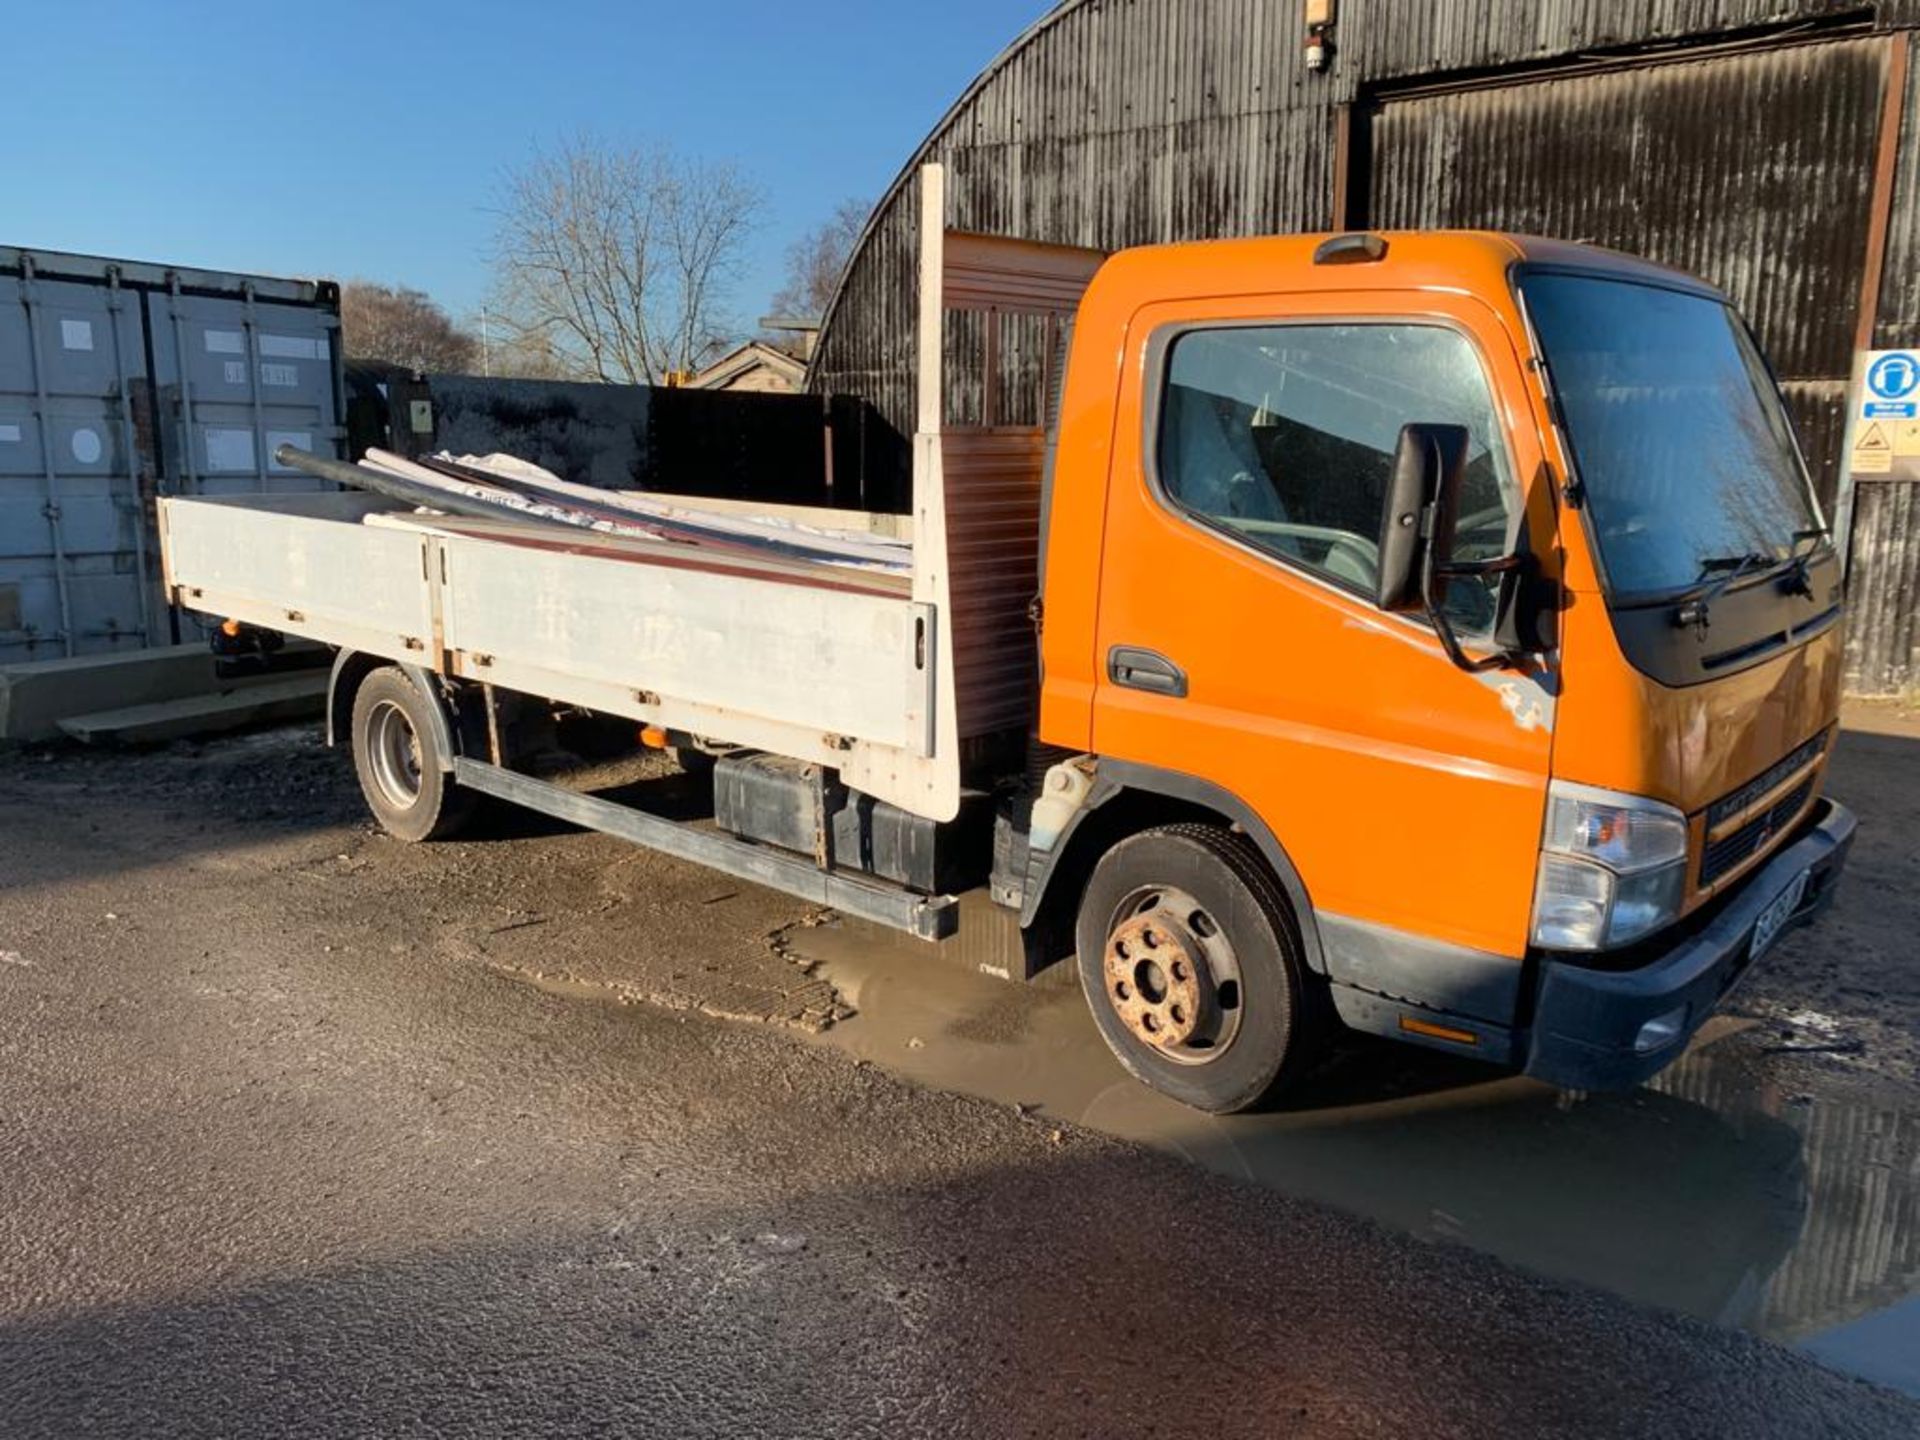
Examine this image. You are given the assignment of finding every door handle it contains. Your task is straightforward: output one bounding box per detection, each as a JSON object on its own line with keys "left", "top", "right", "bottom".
{"left": 1108, "top": 646, "right": 1189, "bottom": 699}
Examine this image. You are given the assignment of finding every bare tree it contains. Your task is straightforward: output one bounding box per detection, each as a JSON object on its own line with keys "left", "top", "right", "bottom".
{"left": 769, "top": 198, "right": 870, "bottom": 322}
{"left": 489, "top": 135, "right": 764, "bottom": 385}
{"left": 479, "top": 321, "right": 581, "bottom": 382}
{"left": 340, "top": 282, "right": 480, "bottom": 373}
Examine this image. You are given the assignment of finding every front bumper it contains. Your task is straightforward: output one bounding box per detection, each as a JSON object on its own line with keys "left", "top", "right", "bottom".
{"left": 1523, "top": 798, "right": 1857, "bottom": 1091}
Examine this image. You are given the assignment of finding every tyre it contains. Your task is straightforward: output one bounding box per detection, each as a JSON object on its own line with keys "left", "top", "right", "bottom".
{"left": 349, "top": 668, "right": 474, "bottom": 842}
{"left": 1075, "top": 824, "right": 1317, "bottom": 1113}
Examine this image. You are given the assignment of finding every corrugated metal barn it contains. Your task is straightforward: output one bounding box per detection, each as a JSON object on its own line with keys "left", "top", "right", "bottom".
{"left": 808, "top": 0, "right": 1920, "bottom": 693}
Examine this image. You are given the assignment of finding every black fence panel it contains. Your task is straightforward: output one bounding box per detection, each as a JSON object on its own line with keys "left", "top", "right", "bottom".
{"left": 345, "top": 367, "right": 907, "bottom": 514}
{"left": 644, "top": 387, "right": 831, "bottom": 508}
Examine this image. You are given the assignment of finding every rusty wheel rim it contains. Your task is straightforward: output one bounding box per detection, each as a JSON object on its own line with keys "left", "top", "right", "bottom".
{"left": 1101, "top": 885, "right": 1242, "bottom": 1066}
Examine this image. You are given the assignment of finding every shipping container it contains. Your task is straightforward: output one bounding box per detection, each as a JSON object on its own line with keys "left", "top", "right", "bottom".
{"left": 0, "top": 247, "right": 343, "bottom": 664}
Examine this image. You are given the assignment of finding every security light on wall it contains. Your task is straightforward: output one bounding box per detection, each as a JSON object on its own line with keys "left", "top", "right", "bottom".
{"left": 1305, "top": 0, "right": 1336, "bottom": 71}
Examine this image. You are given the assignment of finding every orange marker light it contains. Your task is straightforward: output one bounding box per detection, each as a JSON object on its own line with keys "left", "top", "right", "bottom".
{"left": 1399, "top": 1016, "right": 1480, "bottom": 1047}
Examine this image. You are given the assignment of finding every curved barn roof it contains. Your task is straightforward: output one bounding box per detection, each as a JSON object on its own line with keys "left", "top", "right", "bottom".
{"left": 805, "top": 0, "right": 1343, "bottom": 455}
{"left": 807, "top": 0, "right": 1920, "bottom": 508}
{"left": 807, "top": 1, "right": 1087, "bottom": 359}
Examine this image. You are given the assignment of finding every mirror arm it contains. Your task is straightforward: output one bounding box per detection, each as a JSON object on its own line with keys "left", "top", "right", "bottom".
{"left": 1438, "top": 554, "right": 1522, "bottom": 580}
{"left": 1421, "top": 549, "right": 1526, "bottom": 675}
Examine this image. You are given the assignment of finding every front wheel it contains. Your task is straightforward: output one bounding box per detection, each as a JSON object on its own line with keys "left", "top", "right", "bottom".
{"left": 1075, "top": 824, "right": 1318, "bottom": 1113}
{"left": 349, "top": 668, "right": 475, "bottom": 842}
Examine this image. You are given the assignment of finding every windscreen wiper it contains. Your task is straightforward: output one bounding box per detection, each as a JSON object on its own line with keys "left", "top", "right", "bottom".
{"left": 1675, "top": 532, "right": 1829, "bottom": 629}
{"left": 1674, "top": 551, "right": 1771, "bottom": 630}
{"left": 1780, "top": 526, "right": 1830, "bottom": 600}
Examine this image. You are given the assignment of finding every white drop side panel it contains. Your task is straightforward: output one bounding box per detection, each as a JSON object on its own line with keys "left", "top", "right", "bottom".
{"left": 158, "top": 492, "right": 434, "bottom": 663}
{"left": 435, "top": 532, "right": 930, "bottom": 752}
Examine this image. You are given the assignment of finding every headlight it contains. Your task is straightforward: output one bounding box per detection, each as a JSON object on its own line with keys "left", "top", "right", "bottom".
{"left": 1531, "top": 784, "right": 1689, "bottom": 951}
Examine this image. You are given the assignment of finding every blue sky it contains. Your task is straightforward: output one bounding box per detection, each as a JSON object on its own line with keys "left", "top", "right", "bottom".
{"left": 2, "top": 0, "right": 1051, "bottom": 327}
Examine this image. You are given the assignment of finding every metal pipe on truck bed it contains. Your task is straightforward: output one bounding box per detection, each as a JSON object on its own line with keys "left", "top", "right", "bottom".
{"left": 273, "top": 445, "right": 582, "bottom": 532}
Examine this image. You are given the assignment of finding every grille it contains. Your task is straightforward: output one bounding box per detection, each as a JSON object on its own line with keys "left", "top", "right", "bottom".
{"left": 1706, "top": 731, "right": 1831, "bottom": 832}
{"left": 1702, "top": 778, "right": 1816, "bottom": 888}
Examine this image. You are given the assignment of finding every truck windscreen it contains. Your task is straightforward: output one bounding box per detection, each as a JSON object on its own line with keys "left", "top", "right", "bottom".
{"left": 1523, "top": 273, "right": 1820, "bottom": 601}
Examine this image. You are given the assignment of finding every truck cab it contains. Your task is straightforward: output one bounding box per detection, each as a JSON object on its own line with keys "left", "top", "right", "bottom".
{"left": 1023, "top": 229, "right": 1854, "bottom": 1111}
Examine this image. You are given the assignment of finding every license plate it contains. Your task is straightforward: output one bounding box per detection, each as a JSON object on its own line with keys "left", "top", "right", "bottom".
{"left": 1751, "top": 869, "right": 1812, "bottom": 961}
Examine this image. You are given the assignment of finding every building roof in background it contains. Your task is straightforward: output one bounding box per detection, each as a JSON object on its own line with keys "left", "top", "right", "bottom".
{"left": 689, "top": 340, "right": 807, "bottom": 392}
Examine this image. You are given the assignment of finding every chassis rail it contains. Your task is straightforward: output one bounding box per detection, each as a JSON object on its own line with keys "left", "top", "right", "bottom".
{"left": 452, "top": 759, "right": 960, "bottom": 941}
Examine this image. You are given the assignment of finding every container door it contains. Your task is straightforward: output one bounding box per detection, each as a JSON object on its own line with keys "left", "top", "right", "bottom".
{"left": 148, "top": 291, "right": 343, "bottom": 502}
{"left": 0, "top": 274, "right": 155, "bottom": 660}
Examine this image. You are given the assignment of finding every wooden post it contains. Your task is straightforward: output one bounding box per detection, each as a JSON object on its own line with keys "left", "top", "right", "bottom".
{"left": 1854, "top": 32, "right": 1910, "bottom": 357}
{"left": 916, "top": 165, "right": 947, "bottom": 438}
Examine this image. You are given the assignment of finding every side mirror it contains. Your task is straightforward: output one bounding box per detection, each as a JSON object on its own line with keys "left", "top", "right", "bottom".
{"left": 1377, "top": 422, "right": 1528, "bottom": 674}
{"left": 1376, "top": 424, "right": 1471, "bottom": 612}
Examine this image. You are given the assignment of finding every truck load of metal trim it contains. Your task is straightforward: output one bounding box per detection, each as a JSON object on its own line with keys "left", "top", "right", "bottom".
{"left": 156, "top": 169, "right": 1099, "bottom": 823}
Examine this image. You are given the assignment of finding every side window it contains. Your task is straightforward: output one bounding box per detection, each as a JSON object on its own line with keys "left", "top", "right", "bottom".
{"left": 1156, "top": 323, "right": 1518, "bottom": 631}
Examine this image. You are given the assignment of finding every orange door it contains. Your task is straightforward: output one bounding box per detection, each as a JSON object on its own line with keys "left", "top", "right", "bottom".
{"left": 1090, "top": 288, "right": 1557, "bottom": 959}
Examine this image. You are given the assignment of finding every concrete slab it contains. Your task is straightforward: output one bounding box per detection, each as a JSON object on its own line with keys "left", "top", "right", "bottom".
{"left": 0, "top": 643, "right": 320, "bottom": 743}
{"left": 55, "top": 675, "right": 327, "bottom": 746}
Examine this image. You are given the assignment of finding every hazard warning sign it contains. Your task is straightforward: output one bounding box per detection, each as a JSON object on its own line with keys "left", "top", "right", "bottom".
{"left": 1850, "top": 350, "right": 1920, "bottom": 480}
{"left": 1854, "top": 419, "right": 1895, "bottom": 475}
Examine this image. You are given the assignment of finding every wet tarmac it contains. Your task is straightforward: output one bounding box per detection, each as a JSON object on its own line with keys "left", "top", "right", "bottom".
{"left": 7, "top": 728, "right": 1920, "bottom": 1435}
{"left": 787, "top": 893, "right": 1920, "bottom": 1399}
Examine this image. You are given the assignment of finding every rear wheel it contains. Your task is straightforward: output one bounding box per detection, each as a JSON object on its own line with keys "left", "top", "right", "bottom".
{"left": 350, "top": 668, "right": 474, "bottom": 842}
{"left": 1075, "top": 824, "right": 1318, "bottom": 1113}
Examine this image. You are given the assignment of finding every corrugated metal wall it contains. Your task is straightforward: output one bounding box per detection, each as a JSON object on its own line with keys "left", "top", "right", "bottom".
{"left": 812, "top": 1, "right": 1912, "bottom": 441}
{"left": 0, "top": 276, "right": 154, "bottom": 660}
{"left": 1658, "top": 1054, "right": 1920, "bottom": 1342}
{"left": 810, "top": 0, "right": 1920, "bottom": 687}
{"left": 1338, "top": 0, "right": 1907, "bottom": 82}
{"left": 1847, "top": 482, "right": 1920, "bottom": 691}
{"left": 1875, "top": 39, "right": 1920, "bottom": 348}
{"left": 811, "top": 0, "right": 1333, "bottom": 476}
{"left": 148, "top": 289, "right": 339, "bottom": 502}
{"left": 1850, "top": 45, "right": 1920, "bottom": 694}
{"left": 380, "top": 376, "right": 900, "bottom": 513}
{"left": 1367, "top": 36, "right": 1889, "bottom": 515}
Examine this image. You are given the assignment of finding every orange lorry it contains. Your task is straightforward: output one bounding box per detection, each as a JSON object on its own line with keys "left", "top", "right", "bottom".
{"left": 160, "top": 168, "right": 1853, "bottom": 1113}
{"left": 1027, "top": 227, "right": 1850, "bottom": 1110}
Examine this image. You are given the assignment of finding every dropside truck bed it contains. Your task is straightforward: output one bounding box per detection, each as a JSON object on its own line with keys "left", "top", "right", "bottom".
{"left": 157, "top": 182, "right": 1098, "bottom": 949}
{"left": 158, "top": 488, "right": 947, "bottom": 804}
{"left": 156, "top": 486, "right": 969, "bottom": 938}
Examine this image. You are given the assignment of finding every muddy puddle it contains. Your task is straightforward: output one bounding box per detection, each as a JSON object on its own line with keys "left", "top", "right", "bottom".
{"left": 786, "top": 896, "right": 1920, "bottom": 1398}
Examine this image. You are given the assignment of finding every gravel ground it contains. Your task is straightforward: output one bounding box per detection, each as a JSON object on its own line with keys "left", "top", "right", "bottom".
{"left": 0, "top": 719, "right": 1916, "bottom": 1437}
{"left": 1740, "top": 701, "right": 1920, "bottom": 1087}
